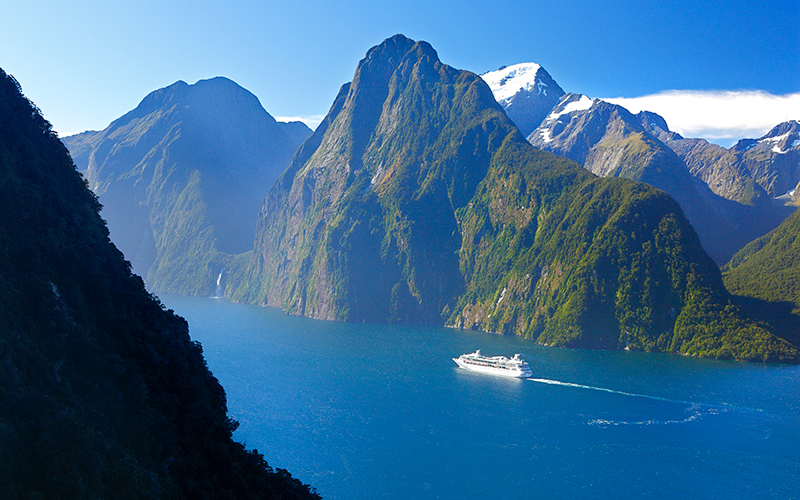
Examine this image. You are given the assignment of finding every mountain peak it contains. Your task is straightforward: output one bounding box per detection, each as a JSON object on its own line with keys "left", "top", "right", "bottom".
{"left": 637, "top": 110, "right": 671, "bottom": 134}
{"left": 357, "top": 35, "right": 441, "bottom": 78}
{"left": 113, "top": 76, "right": 272, "bottom": 131}
{"left": 61, "top": 75, "right": 310, "bottom": 292}
{"left": 763, "top": 119, "right": 800, "bottom": 139}
{"left": 481, "top": 62, "right": 545, "bottom": 103}
{"left": 130, "top": 80, "right": 189, "bottom": 115}
{"left": 362, "top": 34, "right": 421, "bottom": 68}
{"left": 480, "top": 63, "right": 566, "bottom": 137}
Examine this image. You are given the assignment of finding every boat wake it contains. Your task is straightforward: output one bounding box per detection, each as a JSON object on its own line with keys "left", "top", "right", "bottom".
{"left": 586, "top": 403, "right": 728, "bottom": 427}
{"left": 527, "top": 377, "right": 734, "bottom": 426}
{"left": 528, "top": 377, "right": 692, "bottom": 405}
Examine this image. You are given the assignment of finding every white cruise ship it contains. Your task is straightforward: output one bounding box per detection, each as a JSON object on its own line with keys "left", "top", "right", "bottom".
{"left": 453, "top": 349, "right": 532, "bottom": 378}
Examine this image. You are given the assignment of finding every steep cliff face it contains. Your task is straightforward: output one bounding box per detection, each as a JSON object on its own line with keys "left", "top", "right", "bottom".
{"left": 233, "top": 35, "right": 796, "bottom": 362}
{"left": 62, "top": 77, "right": 311, "bottom": 295}
{"left": 235, "top": 35, "right": 469, "bottom": 323}
{"left": 0, "top": 69, "right": 318, "bottom": 499}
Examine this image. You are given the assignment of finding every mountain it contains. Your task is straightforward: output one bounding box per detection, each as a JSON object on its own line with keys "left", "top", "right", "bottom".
{"left": 481, "top": 63, "right": 798, "bottom": 209}
{"left": 527, "top": 94, "right": 787, "bottom": 263}
{"left": 479, "top": 63, "right": 795, "bottom": 263}
{"left": 62, "top": 77, "right": 311, "bottom": 296}
{"left": 722, "top": 208, "right": 800, "bottom": 347}
{"left": 480, "top": 63, "right": 565, "bottom": 137}
{"left": 638, "top": 112, "right": 769, "bottom": 205}
{"left": 0, "top": 68, "right": 318, "bottom": 499}
{"left": 731, "top": 120, "right": 800, "bottom": 197}
{"left": 231, "top": 35, "right": 796, "bottom": 362}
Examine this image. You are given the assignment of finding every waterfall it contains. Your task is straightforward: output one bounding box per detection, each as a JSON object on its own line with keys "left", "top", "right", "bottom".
{"left": 213, "top": 270, "right": 224, "bottom": 298}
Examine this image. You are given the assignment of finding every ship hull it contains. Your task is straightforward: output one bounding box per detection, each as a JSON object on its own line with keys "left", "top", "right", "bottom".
{"left": 453, "top": 357, "right": 532, "bottom": 378}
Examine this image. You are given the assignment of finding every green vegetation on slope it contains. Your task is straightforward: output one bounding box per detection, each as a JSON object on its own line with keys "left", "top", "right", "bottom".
{"left": 722, "top": 209, "right": 800, "bottom": 346}
{"left": 449, "top": 137, "right": 794, "bottom": 361}
{"left": 0, "top": 68, "right": 318, "bottom": 499}
{"left": 723, "top": 210, "right": 800, "bottom": 308}
{"left": 233, "top": 35, "right": 796, "bottom": 363}
{"left": 530, "top": 99, "right": 771, "bottom": 264}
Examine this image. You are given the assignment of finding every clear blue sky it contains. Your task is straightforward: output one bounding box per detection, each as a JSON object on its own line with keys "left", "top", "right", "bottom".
{"left": 1, "top": 0, "right": 798, "bottom": 142}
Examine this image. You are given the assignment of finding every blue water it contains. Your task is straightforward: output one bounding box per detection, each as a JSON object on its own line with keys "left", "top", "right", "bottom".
{"left": 162, "top": 295, "right": 800, "bottom": 499}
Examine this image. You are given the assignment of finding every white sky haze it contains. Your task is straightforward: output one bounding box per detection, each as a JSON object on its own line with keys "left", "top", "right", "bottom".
{"left": 606, "top": 91, "right": 800, "bottom": 147}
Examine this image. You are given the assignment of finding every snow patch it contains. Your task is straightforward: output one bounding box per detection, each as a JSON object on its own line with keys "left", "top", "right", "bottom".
{"left": 764, "top": 133, "right": 794, "bottom": 154}
{"left": 761, "top": 132, "right": 791, "bottom": 144}
{"left": 481, "top": 63, "right": 543, "bottom": 103}
{"left": 537, "top": 80, "right": 549, "bottom": 96}
{"left": 544, "top": 95, "right": 594, "bottom": 124}
{"left": 540, "top": 129, "right": 553, "bottom": 143}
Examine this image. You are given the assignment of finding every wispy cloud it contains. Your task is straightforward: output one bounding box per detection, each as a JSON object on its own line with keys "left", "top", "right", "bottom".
{"left": 275, "top": 115, "right": 325, "bottom": 130}
{"left": 604, "top": 91, "right": 800, "bottom": 147}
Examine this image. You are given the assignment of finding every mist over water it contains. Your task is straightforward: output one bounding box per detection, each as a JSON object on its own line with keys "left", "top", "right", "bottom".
{"left": 163, "top": 295, "right": 800, "bottom": 500}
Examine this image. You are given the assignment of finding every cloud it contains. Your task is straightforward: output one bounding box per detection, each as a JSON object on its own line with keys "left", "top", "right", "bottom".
{"left": 275, "top": 115, "right": 325, "bottom": 130}
{"left": 604, "top": 91, "right": 800, "bottom": 147}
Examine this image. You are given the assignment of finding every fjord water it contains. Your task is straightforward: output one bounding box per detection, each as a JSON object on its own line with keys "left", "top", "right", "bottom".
{"left": 162, "top": 296, "right": 800, "bottom": 499}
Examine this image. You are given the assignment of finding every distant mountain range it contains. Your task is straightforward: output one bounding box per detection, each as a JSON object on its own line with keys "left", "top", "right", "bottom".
{"left": 482, "top": 67, "right": 797, "bottom": 263}
{"left": 229, "top": 34, "right": 796, "bottom": 362}
{"left": 63, "top": 77, "right": 311, "bottom": 295}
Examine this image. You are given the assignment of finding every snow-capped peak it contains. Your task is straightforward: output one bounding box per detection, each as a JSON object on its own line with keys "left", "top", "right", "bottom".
{"left": 481, "top": 63, "right": 547, "bottom": 103}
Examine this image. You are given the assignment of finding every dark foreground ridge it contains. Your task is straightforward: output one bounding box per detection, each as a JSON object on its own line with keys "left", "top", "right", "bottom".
{"left": 0, "top": 68, "right": 319, "bottom": 499}
{"left": 232, "top": 34, "right": 797, "bottom": 363}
